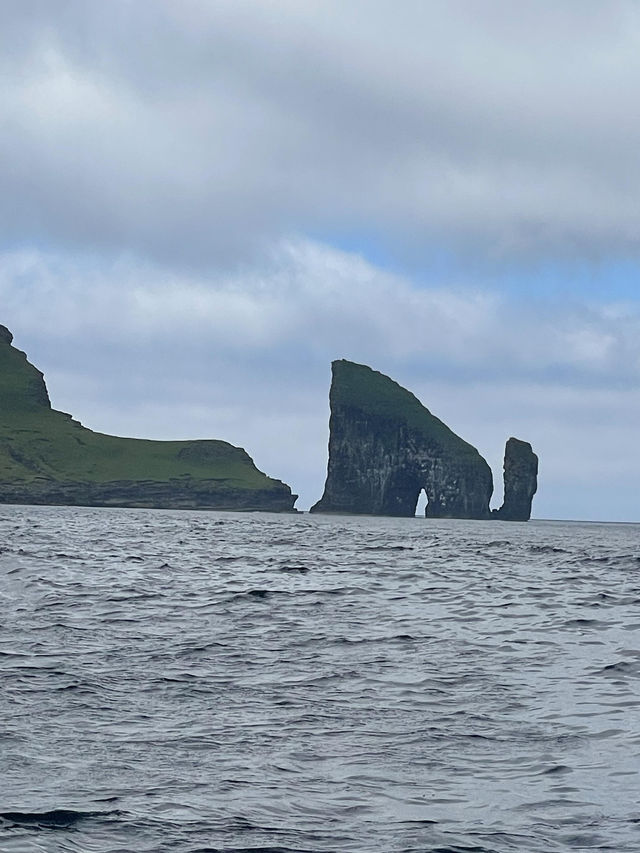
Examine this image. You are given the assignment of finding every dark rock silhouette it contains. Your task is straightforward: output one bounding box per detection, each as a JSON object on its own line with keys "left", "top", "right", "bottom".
{"left": 0, "top": 325, "right": 297, "bottom": 511}
{"left": 311, "top": 360, "right": 538, "bottom": 521}
{"left": 492, "top": 437, "right": 538, "bottom": 521}
{"left": 311, "top": 360, "right": 494, "bottom": 518}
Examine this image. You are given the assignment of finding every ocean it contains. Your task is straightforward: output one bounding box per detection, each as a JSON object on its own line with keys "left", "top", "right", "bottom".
{"left": 0, "top": 505, "right": 639, "bottom": 853}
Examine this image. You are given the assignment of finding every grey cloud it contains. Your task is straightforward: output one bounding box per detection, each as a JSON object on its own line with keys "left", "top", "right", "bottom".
{"left": 3, "top": 241, "right": 640, "bottom": 385}
{"left": 2, "top": 1, "right": 640, "bottom": 268}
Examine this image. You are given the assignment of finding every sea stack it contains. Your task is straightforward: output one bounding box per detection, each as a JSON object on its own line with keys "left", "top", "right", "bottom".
{"left": 0, "top": 325, "right": 297, "bottom": 511}
{"left": 310, "top": 360, "right": 493, "bottom": 518}
{"left": 493, "top": 437, "right": 538, "bottom": 521}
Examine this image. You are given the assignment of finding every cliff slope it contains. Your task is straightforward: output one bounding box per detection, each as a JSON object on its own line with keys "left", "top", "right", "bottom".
{"left": 310, "top": 360, "right": 493, "bottom": 518}
{"left": 0, "top": 325, "right": 296, "bottom": 511}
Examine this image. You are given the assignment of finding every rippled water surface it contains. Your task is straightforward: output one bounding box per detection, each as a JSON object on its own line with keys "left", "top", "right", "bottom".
{"left": 1, "top": 506, "right": 639, "bottom": 852}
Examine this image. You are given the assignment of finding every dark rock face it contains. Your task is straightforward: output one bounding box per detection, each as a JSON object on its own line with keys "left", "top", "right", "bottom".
{"left": 0, "top": 478, "right": 296, "bottom": 512}
{"left": 311, "top": 360, "right": 494, "bottom": 518}
{"left": 0, "top": 326, "right": 297, "bottom": 512}
{"left": 492, "top": 437, "right": 538, "bottom": 521}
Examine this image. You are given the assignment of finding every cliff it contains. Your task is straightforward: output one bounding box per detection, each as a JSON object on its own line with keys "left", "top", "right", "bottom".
{"left": 310, "top": 360, "right": 494, "bottom": 518}
{"left": 493, "top": 437, "right": 538, "bottom": 521}
{"left": 0, "top": 325, "right": 296, "bottom": 511}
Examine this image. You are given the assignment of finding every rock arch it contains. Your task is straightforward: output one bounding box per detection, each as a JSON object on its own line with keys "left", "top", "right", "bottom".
{"left": 311, "top": 360, "right": 494, "bottom": 518}
{"left": 311, "top": 360, "right": 537, "bottom": 521}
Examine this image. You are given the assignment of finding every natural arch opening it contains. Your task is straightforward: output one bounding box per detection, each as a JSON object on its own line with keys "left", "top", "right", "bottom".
{"left": 415, "top": 488, "right": 428, "bottom": 517}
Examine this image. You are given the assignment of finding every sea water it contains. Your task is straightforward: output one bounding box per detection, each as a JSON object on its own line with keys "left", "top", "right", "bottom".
{"left": 0, "top": 505, "right": 639, "bottom": 852}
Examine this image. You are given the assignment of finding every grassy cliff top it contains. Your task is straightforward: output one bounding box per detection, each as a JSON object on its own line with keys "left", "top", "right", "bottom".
{"left": 0, "top": 328, "right": 284, "bottom": 491}
{"left": 330, "top": 359, "right": 483, "bottom": 460}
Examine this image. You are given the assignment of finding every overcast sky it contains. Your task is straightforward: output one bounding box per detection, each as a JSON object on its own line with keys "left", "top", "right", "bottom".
{"left": 2, "top": 0, "right": 640, "bottom": 519}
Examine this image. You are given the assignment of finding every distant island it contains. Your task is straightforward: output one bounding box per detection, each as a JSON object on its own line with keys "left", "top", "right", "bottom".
{"left": 0, "top": 325, "right": 297, "bottom": 511}
{"left": 311, "top": 360, "right": 538, "bottom": 520}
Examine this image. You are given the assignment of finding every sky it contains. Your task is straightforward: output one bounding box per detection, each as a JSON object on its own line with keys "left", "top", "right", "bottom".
{"left": 2, "top": 0, "right": 640, "bottom": 520}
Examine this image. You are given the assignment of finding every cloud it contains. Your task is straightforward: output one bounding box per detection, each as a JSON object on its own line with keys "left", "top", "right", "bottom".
{"left": 2, "top": 239, "right": 640, "bottom": 518}
{"left": 4, "top": 240, "right": 640, "bottom": 379}
{"left": 2, "top": 1, "right": 640, "bottom": 268}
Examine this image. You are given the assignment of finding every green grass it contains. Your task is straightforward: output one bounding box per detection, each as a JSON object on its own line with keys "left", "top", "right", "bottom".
{"left": 331, "top": 359, "right": 482, "bottom": 459}
{"left": 0, "top": 338, "right": 280, "bottom": 491}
